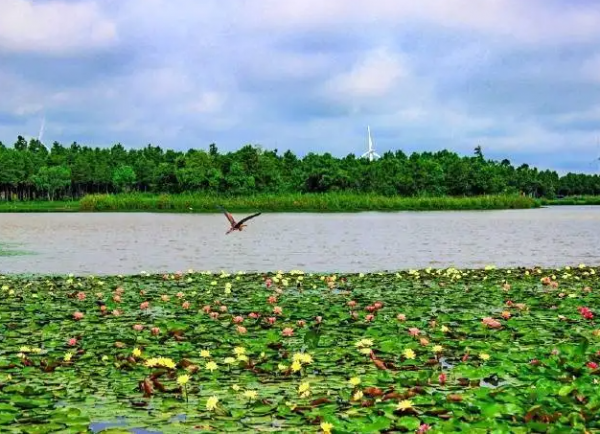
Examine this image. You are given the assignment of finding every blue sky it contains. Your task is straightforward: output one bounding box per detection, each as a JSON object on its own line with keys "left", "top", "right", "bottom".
{"left": 1, "top": 0, "right": 600, "bottom": 174}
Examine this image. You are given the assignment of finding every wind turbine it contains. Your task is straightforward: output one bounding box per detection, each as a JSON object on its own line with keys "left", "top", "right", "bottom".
{"left": 361, "top": 125, "right": 380, "bottom": 162}
{"left": 38, "top": 114, "right": 45, "bottom": 144}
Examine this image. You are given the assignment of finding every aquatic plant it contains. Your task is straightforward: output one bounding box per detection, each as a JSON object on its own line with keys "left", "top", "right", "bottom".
{"left": 77, "top": 192, "right": 539, "bottom": 213}
{"left": 0, "top": 265, "right": 599, "bottom": 432}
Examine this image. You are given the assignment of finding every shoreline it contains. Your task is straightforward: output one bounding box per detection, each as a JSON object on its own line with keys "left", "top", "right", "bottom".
{"left": 0, "top": 194, "right": 598, "bottom": 214}
{"left": 0, "top": 193, "right": 543, "bottom": 213}
{"left": 1, "top": 264, "right": 596, "bottom": 277}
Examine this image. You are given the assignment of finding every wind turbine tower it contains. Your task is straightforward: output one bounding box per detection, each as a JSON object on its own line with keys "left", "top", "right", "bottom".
{"left": 38, "top": 114, "right": 45, "bottom": 143}
{"left": 361, "top": 125, "right": 380, "bottom": 162}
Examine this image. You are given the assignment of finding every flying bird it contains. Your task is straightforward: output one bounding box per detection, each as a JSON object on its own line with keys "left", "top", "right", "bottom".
{"left": 217, "top": 205, "right": 262, "bottom": 235}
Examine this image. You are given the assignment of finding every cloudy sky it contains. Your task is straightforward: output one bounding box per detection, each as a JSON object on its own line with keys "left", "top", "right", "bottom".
{"left": 1, "top": 0, "right": 600, "bottom": 174}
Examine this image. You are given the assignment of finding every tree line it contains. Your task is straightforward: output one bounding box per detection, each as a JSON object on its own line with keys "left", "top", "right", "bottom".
{"left": 0, "top": 136, "right": 598, "bottom": 201}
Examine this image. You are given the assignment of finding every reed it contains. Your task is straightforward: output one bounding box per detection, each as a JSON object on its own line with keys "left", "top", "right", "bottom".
{"left": 78, "top": 192, "right": 539, "bottom": 212}
{"left": 0, "top": 200, "right": 79, "bottom": 212}
{"left": 539, "top": 195, "right": 600, "bottom": 206}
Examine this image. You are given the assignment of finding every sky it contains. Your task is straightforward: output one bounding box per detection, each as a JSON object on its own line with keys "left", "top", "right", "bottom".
{"left": 1, "top": 0, "right": 600, "bottom": 174}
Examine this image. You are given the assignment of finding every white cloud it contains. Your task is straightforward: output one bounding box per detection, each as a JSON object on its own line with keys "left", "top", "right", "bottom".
{"left": 322, "top": 48, "right": 408, "bottom": 100}
{"left": 241, "top": 0, "right": 600, "bottom": 46}
{"left": 187, "top": 92, "right": 226, "bottom": 115}
{"left": 0, "top": 0, "right": 117, "bottom": 55}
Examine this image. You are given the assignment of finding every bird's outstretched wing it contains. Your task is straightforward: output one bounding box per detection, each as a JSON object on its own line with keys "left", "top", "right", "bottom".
{"left": 216, "top": 205, "right": 236, "bottom": 226}
{"left": 235, "top": 212, "right": 262, "bottom": 227}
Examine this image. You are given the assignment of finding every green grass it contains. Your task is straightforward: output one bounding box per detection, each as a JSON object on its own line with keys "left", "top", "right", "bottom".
{"left": 0, "top": 200, "right": 79, "bottom": 212}
{"left": 78, "top": 192, "right": 539, "bottom": 212}
{"left": 539, "top": 195, "right": 600, "bottom": 206}
{"left": 3, "top": 194, "right": 600, "bottom": 214}
{"left": 12, "top": 192, "right": 600, "bottom": 213}
{"left": 0, "top": 266, "right": 599, "bottom": 432}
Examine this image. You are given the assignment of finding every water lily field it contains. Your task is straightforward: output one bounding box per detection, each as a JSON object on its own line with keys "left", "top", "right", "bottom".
{"left": 1, "top": 266, "right": 599, "bottom": 433}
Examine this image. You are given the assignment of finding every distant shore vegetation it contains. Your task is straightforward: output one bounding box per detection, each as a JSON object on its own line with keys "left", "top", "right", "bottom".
{"left": 1, "top": 136, "right": 599, "bottom": 206}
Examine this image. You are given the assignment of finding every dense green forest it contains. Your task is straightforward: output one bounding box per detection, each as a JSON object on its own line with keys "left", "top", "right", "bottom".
{"left": 0, "top": 135, "right": 599, "bottom": 201}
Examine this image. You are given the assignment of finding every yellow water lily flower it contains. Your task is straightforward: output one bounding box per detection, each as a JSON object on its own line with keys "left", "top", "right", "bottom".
{"left": 132, "top": 347, "right": 142, "bottom": 358}
{"left": 479, "top": 353, "right": 490, "bottom": 361}
{"left": 243, "top": 390, "right": 258, "bottom": 401}
{"left": 200, "top": 349, "right": 210, "bottom": 358}
{"left": 231, "top": 384, "right": 240, "bottom": 391}
{"left": 397, "top": 399, "right": 413, "bottom": 410}
{"left": 205, "top": 361, "right": 218, "bottom": 372}
{"left": 433, "top": 345, "right": 443, "bottom": 353}
{"left": 177, "top": 375, "right": 190, "bottom": 386}
{"left": 292, "top": 352, "right": 313, "bottom": 364}
{"left": 321, "top": 421, "right": 333, "bottom": 434}
{"left": 355, "top": 338, "right": 374, "bottom": 348}
{"left": 291, "top": 360, "right": 302, "bottom": 372}
{"left": 403, "top": 348, "right": 416, "bottom": 359}
{"left": 349, "top": 377, "right": 361, "bottom": 386}
{"left": 298, "top": 382, "right": 310, "bottom": 394}
{"left": 224, "top": 357, "right": 236, "bottom": 365}
{"left": 206, "top": 396, "right": 219, "bottom": 411}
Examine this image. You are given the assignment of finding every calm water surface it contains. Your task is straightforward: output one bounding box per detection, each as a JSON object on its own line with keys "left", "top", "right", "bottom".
{"left": 1, "top": 206, "right": 599, "bottom": 275}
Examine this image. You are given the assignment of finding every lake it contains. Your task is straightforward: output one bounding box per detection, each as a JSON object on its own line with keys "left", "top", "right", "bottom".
{"left": 1, "top": 206, "right": 599, "bottom": 275}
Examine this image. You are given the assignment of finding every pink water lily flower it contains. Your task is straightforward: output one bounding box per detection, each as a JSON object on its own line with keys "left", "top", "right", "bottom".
{"left": 482, "top": 317, "right": 502, "bottom": 328}
{"left": 282, "top": 327, "right": 294, "bottom": 337}
{"left": 73, "top": 311, "right": 84, "bottom": 320}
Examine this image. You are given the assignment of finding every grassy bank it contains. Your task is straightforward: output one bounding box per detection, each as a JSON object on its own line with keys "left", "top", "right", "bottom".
{"left": 0, "top": 200, "right": 79, "bottom": 212}
{"left": 539, "top": 195, "right": 600, "bottom": 206}
{"left": 15, "top": 192, "right": 600, "bottom": 214}
{"left": 0, "top": 266, "right": 598, "bottom": 432}
{"left": 77, "top": 192, "right": 539, "bottom": 212}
